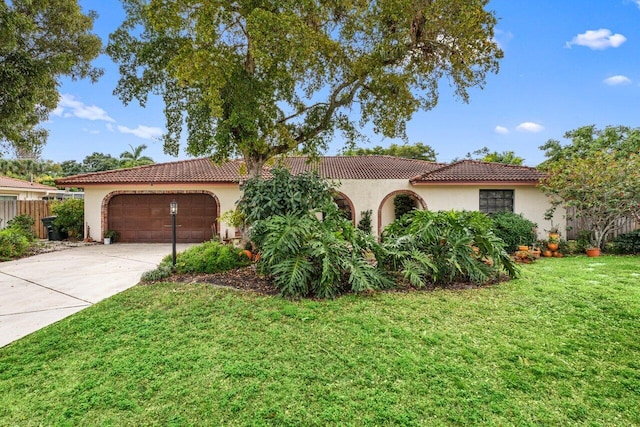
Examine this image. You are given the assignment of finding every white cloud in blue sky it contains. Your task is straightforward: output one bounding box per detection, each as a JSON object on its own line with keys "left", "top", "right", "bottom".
{"left": 494, "top": 126, "right": 510, "bottom": 135}
{"left": 516, "top": 122, "right": 544, "bottom": 133}
{"left": 603, "top": 75, "right": 632, "bottom": 86}
{"left": 52, "top": 94, "right": 115, "bottom": 122}
{"left": 566, "top": 29, "right": 627, "bottom": 50}
{"left": 117, "top": 125, "right": 163, "bottom": 140}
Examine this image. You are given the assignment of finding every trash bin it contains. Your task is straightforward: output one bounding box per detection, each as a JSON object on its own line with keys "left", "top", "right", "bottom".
{"left": 41, "top": 216, "right": 66, "bottom": 241}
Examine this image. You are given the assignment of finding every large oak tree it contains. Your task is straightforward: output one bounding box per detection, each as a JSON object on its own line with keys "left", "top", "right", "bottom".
{"left": 0, "top": 0, "right": 102, "bottom": 156}
{"left": 108, "top": 0, "right": 503, "bottom": 177}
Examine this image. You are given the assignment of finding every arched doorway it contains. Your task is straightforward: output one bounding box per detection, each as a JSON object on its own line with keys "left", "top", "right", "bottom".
{"left": 377, "top": 190, "right": 427, "bottom": 235}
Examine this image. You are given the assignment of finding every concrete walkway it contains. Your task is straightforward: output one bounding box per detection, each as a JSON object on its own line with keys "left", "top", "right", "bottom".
{"left": 0, "top": 243, "right": 191, "bottom": 348}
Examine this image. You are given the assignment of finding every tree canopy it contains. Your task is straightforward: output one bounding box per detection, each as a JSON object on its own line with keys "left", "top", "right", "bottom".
{"left": 107, "top": 0, "right": 502, "bottom": 176}
{"left": 342, "top": 142, "right": 437, "bottom": 161}
{"left": 119, "top": 144, "right": 155, "bottom": 168}
{"left": 539, "top": 126, "right": 640, "bottom": 249}
{"left": 0, "top": 0, "right": 102, "bottom": 155}
{"left": 462, "top": 147, "right": 524, "bottom": 165}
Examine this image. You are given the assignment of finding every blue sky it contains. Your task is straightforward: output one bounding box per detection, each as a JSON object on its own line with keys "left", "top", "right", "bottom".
{"left": 43, "top": 0, "right": 640, "bottom": 166}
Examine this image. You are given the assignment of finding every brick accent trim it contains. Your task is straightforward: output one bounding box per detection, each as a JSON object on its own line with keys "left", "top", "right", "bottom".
{"left": 377, "top": 190, "right": 427, "bottom": 235}
{"left": 332, "top": 191, "right": 356, "bottom": 225}
{"left": 100, "top": 190, "right": 221, "bottom": 240}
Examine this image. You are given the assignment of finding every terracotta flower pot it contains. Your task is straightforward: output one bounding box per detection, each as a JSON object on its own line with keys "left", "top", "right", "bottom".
{"left": 518, "top": 245, "right": 530, "bottom": 252}
{"left": 542, "top": 250, "right": 552, "bottom": 257}
{"left": 586, "top": 248, "right": 601, "bottom": 257}
{"left": 547, "top": 243, "right": 559, "bottom": 251}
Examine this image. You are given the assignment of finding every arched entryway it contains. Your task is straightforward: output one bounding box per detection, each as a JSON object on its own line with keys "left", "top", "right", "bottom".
{"left": 377, "top": 190, "right": 427, "bottom": 235}
{"left": 103, "top": 191, "right": 220, "bottom": 243}
{"left": 332, "top": 191, "right": 355, "bottom": 224}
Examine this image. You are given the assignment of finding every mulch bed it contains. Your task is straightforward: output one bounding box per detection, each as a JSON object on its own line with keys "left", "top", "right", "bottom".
{"left": 168, "top": 265, "right": 509, "bottom": 297}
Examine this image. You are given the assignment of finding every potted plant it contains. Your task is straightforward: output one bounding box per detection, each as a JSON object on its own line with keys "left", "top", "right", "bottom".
{"left": 547, "top": 236, "right": 559, "bottom": 252}
{"left": 104, "top": 229, "right": 119, "bottom": 245}
{"left": 586, "top": 245, "right": 601, "bottom": 257}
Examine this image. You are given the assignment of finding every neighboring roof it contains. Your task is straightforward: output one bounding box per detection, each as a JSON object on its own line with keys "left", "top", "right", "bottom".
{"left": 410, "top": 160, "right": 546, "bottom": 184}
{"left": 55, "top": 156, "right": 447, "bottom": 186}
{"left": 0, "top": 175, "right": 59, "bottom": 191}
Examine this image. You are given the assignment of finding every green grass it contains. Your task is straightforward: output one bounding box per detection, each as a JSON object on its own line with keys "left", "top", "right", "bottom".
{"left": 1, "top": 256, "right": 639, "bottom": 426}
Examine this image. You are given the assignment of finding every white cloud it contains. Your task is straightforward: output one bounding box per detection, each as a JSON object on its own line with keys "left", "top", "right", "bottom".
{"left": 494, "top": 126, "right": 510, "bottom": 135}
{"left": 603, "top": 75, "right": 632, "bottom": 85}
{"left": 566, "top": 29, "right": 626, "bottom": 50}
{"left": 105, "top": 123, "right": 115, "bottom": 132}
{"left": 516, "top": 122, "right": 544, "bottom": 133}
{"left": 634, "top": 0, "right": 640, "bottom": 9}
{"left": 117, "top": 125, "right": 163, "bottom": 140}
{"left": 55, "top": 94, "right": 115, "bottom": 122}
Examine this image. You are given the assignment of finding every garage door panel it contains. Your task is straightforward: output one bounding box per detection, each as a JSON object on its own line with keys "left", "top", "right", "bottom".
{"left": 108, "top": 194, "right": 217, "bottom": 243}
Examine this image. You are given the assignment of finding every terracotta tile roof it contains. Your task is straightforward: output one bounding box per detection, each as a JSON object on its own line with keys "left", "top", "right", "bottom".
{"left": 0, "top": 175, "right": 58, "bottom": 191}
{"left": 282, "top": 156, "right": 445, "bottom": 179}
{"left": 55, "top": 157, "right": 545, "bottom": 187}
{"left": 411, "top": 160, "right": 546, "bottom": 184}
{"left": 55, "top": 158, "right": 246, "bottom": 186}
{"left": 55, "top": 156, "right": 446, "bottom": 185}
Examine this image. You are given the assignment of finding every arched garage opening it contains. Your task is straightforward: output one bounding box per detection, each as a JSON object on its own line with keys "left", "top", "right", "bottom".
{"left": 104, "top": 191, "right": 219, "bottom": 243}
{"left": 377, "top": 190, "right": 426, "bottom": 235}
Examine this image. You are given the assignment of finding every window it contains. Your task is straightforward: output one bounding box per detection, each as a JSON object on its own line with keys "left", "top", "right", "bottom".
{"left": 0, "top": 195, "right": 18, "bottom": 201}
{"left": 479, "top": 190, "right": 514, "bottom": 214}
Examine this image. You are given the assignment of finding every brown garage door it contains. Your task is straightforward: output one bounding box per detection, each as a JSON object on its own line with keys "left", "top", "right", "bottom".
{"left": 108, "top": 194, "right": 217, "bottom": 243}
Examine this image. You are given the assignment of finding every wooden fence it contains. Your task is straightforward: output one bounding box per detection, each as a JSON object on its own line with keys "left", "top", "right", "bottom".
{"left": 0, "top": 200, "right": 51, "bottom": 239}
{"left": 565, "top": 206, "right": 639, "bottom": 241}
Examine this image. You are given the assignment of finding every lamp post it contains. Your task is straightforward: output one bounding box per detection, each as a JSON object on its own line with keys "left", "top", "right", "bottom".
{"left": 170, "top": 200, "right": 178, "bottom": 269}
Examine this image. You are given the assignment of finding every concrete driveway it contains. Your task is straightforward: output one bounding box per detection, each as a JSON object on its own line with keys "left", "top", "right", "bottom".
{"left": 0, "top": 243, "right": 191, "bottom": 348}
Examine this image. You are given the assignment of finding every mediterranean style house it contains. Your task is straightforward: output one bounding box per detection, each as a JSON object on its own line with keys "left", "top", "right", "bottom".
{"left": 55, "top": 156, "right": 562, "bottom": 243}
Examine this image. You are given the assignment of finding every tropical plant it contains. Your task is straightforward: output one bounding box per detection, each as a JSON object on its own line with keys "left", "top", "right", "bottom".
{"left": 237, "top": 167, "right": 336, "bottom": 224}
{"left": 107, "top": 0, "right": 503, "bottom": 177}
{"left": 489, "top": 212, "right": 537, "bottom": 252}
{"left": 51, "top": 199, "right": 84, "bottom": 239}
{"left": 252, "top": 205, "right": 393, "bottom": 299}
{"left": 381, "top": 210, "right": 519, "bottom": 286}
{"left": 119, "top": 144, "right": 154, "bottom": 168}
{"left": 463, "top": 147, "right": 524, "bottom": 165}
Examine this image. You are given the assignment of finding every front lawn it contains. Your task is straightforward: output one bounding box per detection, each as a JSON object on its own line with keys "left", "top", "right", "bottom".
{"left": 1, "top": 256, "right": 639, "bottom": 425}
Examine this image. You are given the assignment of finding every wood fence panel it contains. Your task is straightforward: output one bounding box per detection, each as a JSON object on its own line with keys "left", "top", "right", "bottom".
{"left": 17, "top": 200, "right": 51, "bottom": 239}
{"left": 565, "top": 206, "right": 639, "bottom": 241}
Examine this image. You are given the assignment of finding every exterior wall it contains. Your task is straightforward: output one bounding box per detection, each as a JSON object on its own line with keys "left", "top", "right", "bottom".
{"left": 83, "top": 183, "right": 242, "bottom": 242}
{"left": 0, "top": 188, "right": 50, "bottom": 200}
{"left": 83, "top": 180, "right": 562, "bottom": 243}
{"left": 334, "top": 181, "right": 563, "bottom": 239}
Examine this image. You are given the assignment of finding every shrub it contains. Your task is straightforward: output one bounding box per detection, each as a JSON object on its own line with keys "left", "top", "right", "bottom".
{"left": 172, "top": 241, "right": 251, "bottom": 274}
{"left": 611, "top": 230, "right": 640, "bottom": 255}
{"left": 489, "top": 212, "right": 537, "bottom": 252}
{"left": 0, "top": 228, "right": 30, "bottom": 260}
{"left": 140, "top": 264, "right": 173, "bottom": 282}
{"left": 237, "top": 167, "right": 336, "bottom": 224}
{"left": 252, "top": 204, "right": 393, "bottom": 299}
{"left": 381, "top": 210, "right": 519, "bottom": 286}
{"left": 6, "top": 215, "right": 36, "bottom": 241}
{"left": 393, "top": 193, "right": 416, "bottom": 219}
{"left": 357, "top": 210, "right": 373, "bottom": 234}
{"left": 51, "top": 199, "right": 84, "bottom": 239}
